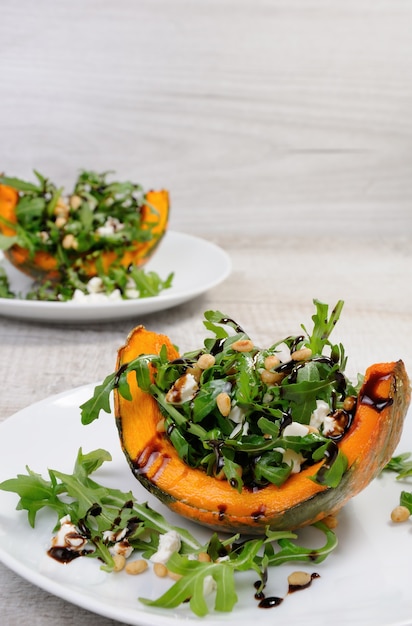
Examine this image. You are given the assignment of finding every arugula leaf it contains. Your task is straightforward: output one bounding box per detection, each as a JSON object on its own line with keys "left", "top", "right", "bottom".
{"left": 0, "top": 448, "right": 338, "bottom": 615}
{"left": 0, "top": 175, "right": 42, "bottom": 192}
{"left": 303, "top": 299, "right": 344, "bottom": 357}
{"left": 400, "top": 491, "right": 412, "bottom": 514}
{"left": 0, "top": 232, "right": 19, "bottom": 251}
{"left": 0, "top": 265, "right": 15, "bottom": 297}
{"left": 80, "top": 373, "right": 117, "bottom": 424}
{"left": 383, "top": 453, "right": 412, "bottom": 479}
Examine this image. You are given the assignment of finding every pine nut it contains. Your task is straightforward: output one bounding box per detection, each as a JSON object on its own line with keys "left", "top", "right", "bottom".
{"left": 197, "top": 353, "right": 216, "bottom": 370}
{"left": 62, "top": 233, "right": 78, "bottom": 250}
{"left": 186, "top": 365, "right": 202, "bottom": 382}
{"left": 55, "top": 216, "right": 67, "bottom": 228}
{"left": 153, "top": 562, "right": 168, "bottom": 578}
{"left": 125, "top": 559, "right": 148, "bottom": 575}
{"left": 343, "top": 396, "right": 356, "bottom": 412}
{"left": 391, "top": 505, "right": 410, "bottom": 523}
{"left": 70, "top": 194, "right": 82, "bottom": 210}
{"left": 260, "top": 370, "right": 283, "bottom": 385}
{"left": 264, "top": 355, "right": 281, "bottom": 370}
{"left": 168, "top": 569, "right": 182, "bottom": 581}
{"left": 198, "top": 552, "right": 211, "bottom": 562}
{"left": 112, "top": 554, "right": 126, "bottom": 572}
{"left": 291, "top": 347, "right": 312, "bottom": 361}
{"left": 323, "top": 514, "right": 339, "bottom": 529}
{"left": 231, "top": 339, "right": 254, "bottom": 352}
{"left": 216, "top": 392, "right": 231, "bottom": 416}
{"left": 288, "top": 571, "right": 312, "bottom": 587}
{"left": 54, "top": 199, "right": 69, "bottom": 217}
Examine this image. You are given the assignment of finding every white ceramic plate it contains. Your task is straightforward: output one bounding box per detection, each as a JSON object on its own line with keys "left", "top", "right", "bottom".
{"left": 0, "top": 385, "right": 411, "bottom": 626}
{"left": 0, "top": 231, "right": 231, "bottom": 322}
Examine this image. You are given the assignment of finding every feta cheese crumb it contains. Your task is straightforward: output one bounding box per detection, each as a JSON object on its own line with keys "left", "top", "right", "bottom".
{"left": 102, "top": 527, "right": 128, "bottom": 543}
{"left": 96, "top": 216, "right": 125, "bottom": 236}
{"left": 124, "top": 278, "right": 140, "bottom": 299}
{"left": 150, "top": 530, "right": 181, "bottom": 564}
{"left": 109, "top": 540, "right": 133, "bottom": 559}
{"left": 203, "top": 574, "right": 217, "bottom": 596}
{"left": 166, "top": 373, "right": 199, "bottom": 404}
{"left": 71, "top": 288, "right": 122, "bottom": 303}
{"left": 87, "top": 276, "right": 105, "bottom": 294}
{"left": 282, "top": 449, "right": 306, "bottom": 474}
{"left": 51, "top": 514, "right": 87, "bottom": 551}
{"left": 283, "top": 421, "right": 310, "bottom": 437}
{"left": 228, "top": 405, "right": 246, "bottom": 424}
{"left": 310, "top": 400, "right": 335, "bottom": 435}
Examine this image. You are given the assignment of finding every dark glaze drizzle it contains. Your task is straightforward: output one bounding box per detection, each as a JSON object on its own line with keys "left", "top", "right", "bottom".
{"left": 254, "top": 571, "right": 320, "bottom": 609}
{"left": 48, "top": 546, "right": 93, "bottom": 563}
{"left": 258, "top": 596, "right": 284, "bottom": 608}
{"left": 217, "top": 504, "right": 227, "bottom": 521}
{"left": 251, "top": 505, "right": 266, "bottom": 522}
{"left": 49, "top": 500, "right": 141, "bottom": 564}
{"left": 360, "top": 371, "right": 393, "bottom": 412}
{"left": 209, "top": 439, "right": 225, "bottom": 475}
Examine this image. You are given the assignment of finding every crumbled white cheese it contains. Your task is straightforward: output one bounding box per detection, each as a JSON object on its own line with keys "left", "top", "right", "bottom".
{"left": 166, "top": 373, "right": 199, "bottom": 404}
{"left": 71, "top": 288, "right": 122, "bottom": 303}
{"left": 309, "top": 400, "right": 335, "bottom": 435}
{"left": 109, "top": 540, "right": 133, "bottom": 559}
{"left": 203, "top": 575, "right": 217, "bottom": 596}
{"left": 124, "top": 278, "right": 140, "bottom": 300}
{"left": 282, "top": 421, "right": 310, "bottom": 437}
{"left": 150, "top": 530, "right": 181, "bottom": 564}
{"left": 51, "top": 514, "right": 87, "bottom": 550}
{"left": 216, "top": 554, "right": 230, "bottom": 563}
{"left": 96, "top": 216, "right": 125, "bottom": 236}
{"left": 102, "top": 527, "right": 128, "bottom": 543}
{"left": 230, "top": 420, "right": 250, "bottom": 439}
{"left": 87, "top": 276, "right": 105, "bottom": 294}
{"left": 102, "top": 526, "right": 133, "bottom": 558}
{"left": 228, "top": 405, "right": 246, "bottom": 424}
{"left": 282, "top": 449, "right": 306, "bottom": 474}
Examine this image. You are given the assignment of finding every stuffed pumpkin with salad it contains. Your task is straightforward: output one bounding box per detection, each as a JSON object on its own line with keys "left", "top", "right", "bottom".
{"left": 81, "top": 300, "right": 410, "bottom": 534}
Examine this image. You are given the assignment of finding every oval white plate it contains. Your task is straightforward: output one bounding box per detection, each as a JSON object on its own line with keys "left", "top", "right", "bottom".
{"left": 0, "top": 385, "right": 411, "bottom": 626}
{"left": 0, "top": 231, "right": 231, "bottom": 322}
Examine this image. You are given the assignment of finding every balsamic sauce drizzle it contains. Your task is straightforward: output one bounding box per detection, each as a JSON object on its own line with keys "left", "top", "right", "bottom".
{"left": 253, "top": 571, "right": 320, "bottom": 609}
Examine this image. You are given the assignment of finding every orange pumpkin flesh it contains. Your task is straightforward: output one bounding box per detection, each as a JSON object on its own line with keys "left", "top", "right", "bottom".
{"left": 0, "top": 184, "right": 169, "bottom": 282}
{"left": 114, "top": 326, "right": 410, "bottom": 535}
{"left": 0, "top": 184, "right": 19, "bottom": 236}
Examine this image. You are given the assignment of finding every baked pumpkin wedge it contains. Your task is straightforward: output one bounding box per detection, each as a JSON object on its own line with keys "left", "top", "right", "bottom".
{"left": 81, "top": 301, "right": 410, "bottom": 535}
{"left": 0, "top": 171, "right": 169, "bottom": 283}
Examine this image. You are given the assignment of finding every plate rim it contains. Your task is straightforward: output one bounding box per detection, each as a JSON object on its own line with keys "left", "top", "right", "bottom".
{"left": 0, "top": 231, "right": 231, "bottom": 322}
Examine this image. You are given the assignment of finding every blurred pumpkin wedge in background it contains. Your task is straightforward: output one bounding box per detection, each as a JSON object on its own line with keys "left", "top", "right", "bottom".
{"left": 0, "top": 170, "right": 169, "bottom": 284}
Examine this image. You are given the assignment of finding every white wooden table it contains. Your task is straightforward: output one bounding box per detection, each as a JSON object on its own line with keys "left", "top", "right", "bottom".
{"left": 0, "top": 1, "right": 411, "bottom": 624}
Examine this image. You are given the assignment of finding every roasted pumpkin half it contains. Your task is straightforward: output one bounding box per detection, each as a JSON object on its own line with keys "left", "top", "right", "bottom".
{"left": 81, "top": 301, "right": 410, "bottom": 535}
{"left": 0, "top": 170, "right": 169, "bottom": 283}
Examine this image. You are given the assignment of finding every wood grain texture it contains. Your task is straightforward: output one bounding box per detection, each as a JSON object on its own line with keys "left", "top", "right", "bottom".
{"left": 1, "top": 0, "right": 412, "bottom": 237}
{"left": 0, "top": 1, "right": 411, "bottom": 624}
